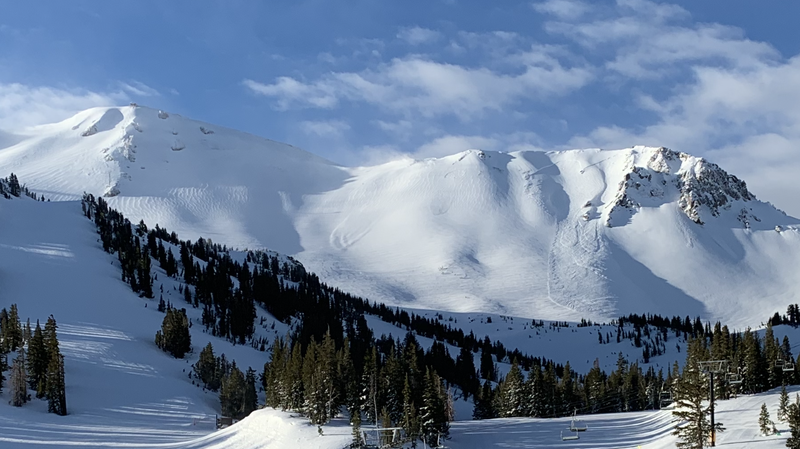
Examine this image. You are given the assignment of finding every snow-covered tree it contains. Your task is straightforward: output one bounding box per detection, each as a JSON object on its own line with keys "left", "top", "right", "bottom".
{"left": 420, "top": 368, "right": 449, "bottom": 447}
{"left": 780, "top": 385, "right": 791, "bottom": 421}
{"left": 787, "top": 394, "right": 800, "bottom": 449}
{"left": 759, "top": 402, "right": 773, "bottom": 435}
{"left": 10, "top": 348, "right": 28, "bottom": 407}
{"left": 497, "top": 360, "right": 526, "bottom": 417}
{"left": 672, "top": 338, "right": 723, "bottom": 449}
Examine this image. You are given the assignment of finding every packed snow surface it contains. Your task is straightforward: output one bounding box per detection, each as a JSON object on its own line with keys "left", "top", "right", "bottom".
{"left": 2, "top": 105, "right": 799, "bottom": 328}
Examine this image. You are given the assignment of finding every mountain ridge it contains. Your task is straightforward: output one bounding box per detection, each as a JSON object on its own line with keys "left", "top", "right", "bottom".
{"left": 1, "top": 105, "right": 798, "bottom": 327}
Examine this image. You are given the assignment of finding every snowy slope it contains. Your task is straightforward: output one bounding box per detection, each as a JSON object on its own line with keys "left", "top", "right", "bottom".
{"left": 449, "top": 385, "right": 800, "bottom": 448}
{"left": 2, "top": 106, "right": 799, "bottom": 328}
{"left": 0, "top": 194, "right": 299, "bottom": 448}
{"left": 1, "top": 182, "right": 799, "bottom": 449}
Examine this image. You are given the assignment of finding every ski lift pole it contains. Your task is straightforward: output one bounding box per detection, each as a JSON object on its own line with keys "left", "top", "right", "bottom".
{"left": 710, "top": 371, "right": 716, "bottom": 447}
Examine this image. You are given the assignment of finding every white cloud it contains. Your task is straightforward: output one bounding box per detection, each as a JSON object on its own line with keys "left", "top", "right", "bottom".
{"left": 532, "top": 0, "right": 591, "bottom": 20}
{"left": 397, "top": 27, "right": 442, "bottom": 45}
{"left": 543, "top": 1, "right": 778, "bottom": 79}
{"left": 245, "top": 53, "right": 592, "bottom": 120}
{"left": 299, "top": 120, "right": 351, "bottom": 137}
{"left": 118, "top": 81, "right": 160, "bottom": 97}
{"left": 0, "top": 83, "right": 126, "bottom": 130}
{"left": 243, "top": 78, "right": 338, "bottom": 110}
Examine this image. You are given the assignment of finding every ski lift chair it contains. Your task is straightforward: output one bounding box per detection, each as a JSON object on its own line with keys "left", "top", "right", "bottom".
{"left": 660, "top": 390, "right": 672, "bottom": 406}
{"left": 725, "top": 373, "right": 742, "bottom": 385}
{"left": 569, "top": 410, "right": 588, "bottom": 431}
{"left": 561, "top": 429, "right": 580, "bottom": 441}
{"left": 784, "top": 360, "right": 796, "bottom": 372}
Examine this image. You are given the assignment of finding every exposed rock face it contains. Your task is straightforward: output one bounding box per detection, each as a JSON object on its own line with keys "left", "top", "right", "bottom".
{"left": 608, "top": 147, "right": 756, "bottom": 226}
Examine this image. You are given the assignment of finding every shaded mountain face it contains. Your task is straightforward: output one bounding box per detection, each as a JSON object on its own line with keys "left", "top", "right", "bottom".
{"left": 2, "top": 105, "right": 798, "bottom": 327}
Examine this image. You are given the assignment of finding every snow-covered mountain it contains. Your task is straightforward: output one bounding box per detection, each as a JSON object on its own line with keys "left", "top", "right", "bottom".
{"left": 1, "top": 105, "right": 798, "bottom": 328}
{"left": 2, "top": 170, "right": 800, "bottom": 449}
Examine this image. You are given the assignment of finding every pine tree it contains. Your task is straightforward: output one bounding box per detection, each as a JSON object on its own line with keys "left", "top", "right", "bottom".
{"left": 760, "top": 402, "right": 773, "bottom": 435}
{"left": 497, "top": 359, "right": 526, "bottom": 417}
{"left": 243, "top": 368, "right": 258, "bottom": 417}
{"left": 10, "top": 348, "right": 28, "bottom": 407}
{"left": 473, "top": 380, "right": 497, "bottom": 420}
{"left": 479, "top": 348, "right": 496, "bottom": 382}
{"left": 0, "top": 352, "right": 6, "bottom": 393}
{"left": 285, "top": 343, "right": 305, "bottom": 411}
{"left": 46, "top": 352, "right": 67, "bottom": 415}
{"left": 3, "top": 304, "right": 23, "bottom": 353}
{"left": 780, "top": 384, "right": 790, "bottom": 421}
{"left": 401, "top": 375, "right": 420, "bottom": 443}
{"left": 220, "top": 364, "right": 246, "bottom": 419}
{"left": 672, "top": 340, "right": 724, "bottom": 449}
{"left": 339, "top": 339, "right": 360, "bottom": 425}
{"left": 788, "top": 394, "right": 800, "bottom": 449}
{"left": 360, "top": 346, "right": 380, "bottom": 426}
{"left": 419, "top": 368, "right": 449, "bottom": 447}
{"left": 351, "top": 412, "right": 364, "bottom": 448}
{"left": 155, "top": 308, "right": 191, "bottom": 358}
{"left": 194, "top": 343, "right": 219, "bottom": 390}
{"left": 27, "top": 320, "right": 47, "bottom": 398}
{"left": 263, "top": 338, "right": 286, "bottom": 408}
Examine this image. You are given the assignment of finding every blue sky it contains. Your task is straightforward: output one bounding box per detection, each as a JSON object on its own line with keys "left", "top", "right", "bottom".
{"left": 1, "top": 0, "right": 800, "bottom": 214}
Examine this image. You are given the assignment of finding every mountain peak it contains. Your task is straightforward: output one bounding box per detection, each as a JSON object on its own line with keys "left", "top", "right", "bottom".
{"left": 1, "top": 108, "right": 798, "bottom": 327}
{"left": 606, "top": 146, "right": 758, "bottom": 227}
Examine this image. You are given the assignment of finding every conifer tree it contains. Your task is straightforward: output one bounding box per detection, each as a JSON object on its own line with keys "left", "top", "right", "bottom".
{"left": 243, "top": 368, "right": 258, "bottom": 417}
{"left": 263, "top": 338, "right": 286, "bottom": 408}
{"left": 419, "top": 368, "right": 449, "bottom": 447}
{"left": 0, "top": 352, "right": 6, "bottom": 393}
{"left": 3, "top": 304, "right": 23, "bottom": 353}
{"left": 760, "top": 402, "right": 773, "bottom": 435}
{"left": 473, "top": 380, "right": 497, "bottom": 420}
{"left": 350, "top": 414, "right": 364, "bottom": 448}
{"left": 497, "top": 359, "right": 526, "bottom": 417}
{"left": 27, "top": 320, "right": 47, "bottom": 397}
{"left": 788, "top": 394, "right": 800, "bottom": 449}
{"left": 401, "top": 375, "right": 420, "bottom": 443}
{"left": 479, "top": 348, "right": 496, "bottom": 382}
{"left": 10, "top": 348, "right": 28, "bottom": 407}
{"left": 46, "top": 352, "right": 67, "bottom": 415}
{"left": 285, "top": 343, "right": 305, "bottom": 411}
{"left": 220, "top": 363, "right": 246, "bottom": 419}
{"left": 303, "top": 340, "right": 328, "bottom": 424}
{"left": 155, "top": 308, "right": 191, "bottom": 358}
{"left": 673, "top": 339, "right": 723, "bottom": 449}
{"left": 780, "top": 384, "right": 790, "bottom": 421}
{"left": 339, "top": 339, "right": 360, "bottom": 423}
{"left": 194, "top": 343, "right": 219, "bottom": 390}
{"left": 360, "top": 346, "right": 380, "bottom": 426}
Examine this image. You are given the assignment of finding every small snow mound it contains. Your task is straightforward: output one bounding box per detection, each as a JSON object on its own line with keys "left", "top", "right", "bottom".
{"left": 171, "top": 139, "right": 186, "bottom": 151}
{"left": 158, "top": 110, "right": 169, "bottom": 119}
